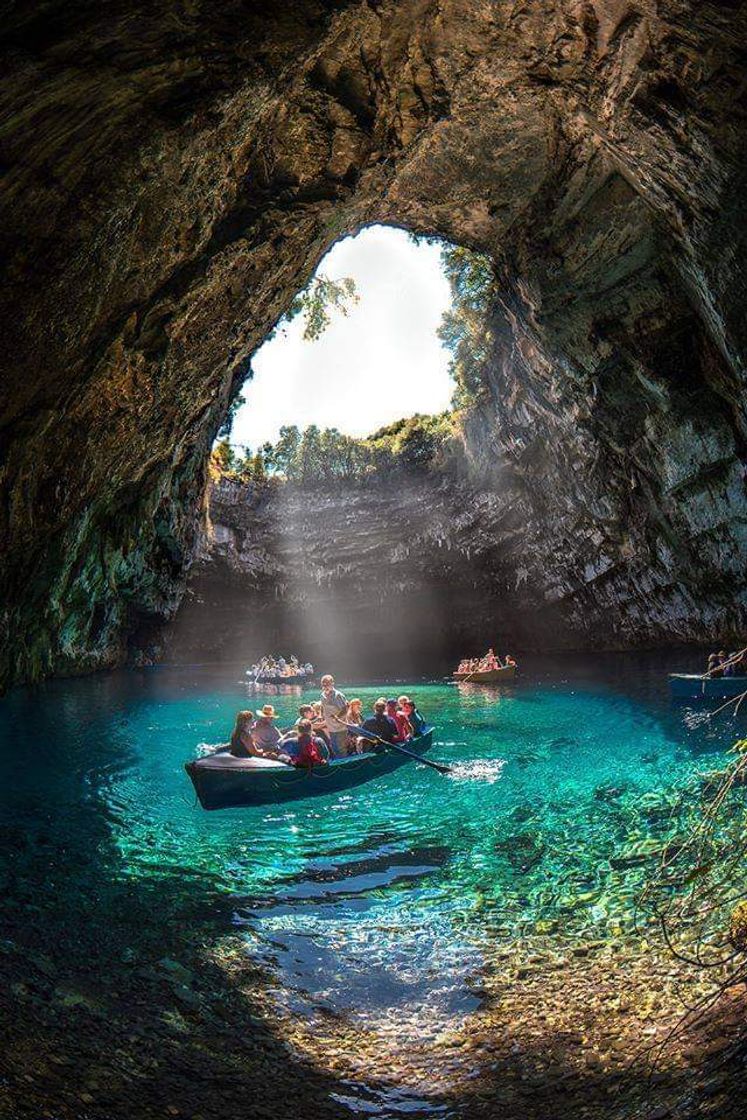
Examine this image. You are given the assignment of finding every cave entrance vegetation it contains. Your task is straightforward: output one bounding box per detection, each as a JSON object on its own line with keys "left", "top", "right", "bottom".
{"left": 1, "top": 0, "right": 747, "bottom": 692}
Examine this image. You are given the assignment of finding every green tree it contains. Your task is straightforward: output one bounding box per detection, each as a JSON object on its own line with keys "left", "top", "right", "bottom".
{"left": 234, "top": 448, "right": 254, "bottom": 482}
{"left": 251, "top": 452, "right": 266, "bottom": 484}
{"left": 284, "top": 275, "right": 359, "bottom": 341}
{"left": 297, "top": 424, "right": 324, "bottom": 484}
{"left": 271, "top": 425, "right": 302, "bottom": 478}
{"left": 437, "top": 245, "right": 496, "bottom": 412}
{"left": 217, "top": 390, "right": 246, "bottom": 439}
{"left": 212, "top": 438, "right": 236, "bottom": 474}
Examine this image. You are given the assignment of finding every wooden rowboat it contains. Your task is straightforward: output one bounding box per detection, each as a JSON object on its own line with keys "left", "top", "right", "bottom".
{"left": 246, "top": 673, "right": 313, "bottom": 686}
{"left": 185, "top": 729, "right": 434, "bottom": 810}
{"left": 453, "top": 666, "right": 516, "bottom": 683}
{"left": 669, "top": 674, "right": 747, "bottom": 700}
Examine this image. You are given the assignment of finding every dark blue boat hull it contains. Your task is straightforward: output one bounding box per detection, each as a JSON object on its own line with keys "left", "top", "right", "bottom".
{"left": 185, "top": 729, "right": 435, "bottom": 810}
{"left": 669, "top": 674, "right": 747, "bottom": 700}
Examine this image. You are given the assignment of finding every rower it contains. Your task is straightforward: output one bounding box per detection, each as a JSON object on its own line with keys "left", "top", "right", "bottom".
{"left": 362, "top": 699, "right": 398, "bottom": 744}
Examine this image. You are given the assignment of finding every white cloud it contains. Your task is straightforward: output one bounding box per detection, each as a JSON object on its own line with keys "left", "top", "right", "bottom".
{"left": 230, "top": 225, "right": 453, "bottom": 450}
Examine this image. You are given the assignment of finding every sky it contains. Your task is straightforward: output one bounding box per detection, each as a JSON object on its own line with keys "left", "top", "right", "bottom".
{"left": 230, "top": 225, "right": 454, "bottom": 451}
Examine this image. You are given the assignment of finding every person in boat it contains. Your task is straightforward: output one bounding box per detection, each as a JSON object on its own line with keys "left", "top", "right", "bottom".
{"left": 346, "top": 698, "right": 363, "bottom": 723}
{"left": 504, "top": 654, "right": 516, "bottom": 668}
{"left": 291, "top": 719, "right": 329, "bottom": 770}
{"left": 309, "top": 703, "right": 331, "bottom": 749}
{"left": 361, "top": 699, "right": 399, "bottom": 745}
{"left": 229, "top": 710, "right": 284, "bottom": 760}
{"left": 345, "top": 699, "right": 364, "bottom": 752}
{"left": 320, "top": 674, "right": 349, "bottom": 758}
{"left": 251, "top": 705, "right": 282, "bottom": 755}
{"left": 386, "top": 698, "right": 412, "bottom": 742}
{"left": 399, "top": 695, "right": 425, "bottom": 736}
{"left": 229, "top": 710, "right": 256, "bottom": 757}
{"left": 295, "top": 704, "right": 315, "bottom": 726}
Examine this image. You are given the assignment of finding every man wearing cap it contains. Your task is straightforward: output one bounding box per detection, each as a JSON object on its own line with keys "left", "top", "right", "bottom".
{"left": 320, "top": 674, "right": 348, "bottom": 758}
{"left": 251, "top": 705, "right": 282, "bottom": 755}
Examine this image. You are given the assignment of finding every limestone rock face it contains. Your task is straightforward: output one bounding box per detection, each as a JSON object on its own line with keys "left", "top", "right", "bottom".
{"left": 1, "top": 1, "right": 746, "bottom": 685}
{"left": 168, "top": 473, "right": 521, "bottom": 673}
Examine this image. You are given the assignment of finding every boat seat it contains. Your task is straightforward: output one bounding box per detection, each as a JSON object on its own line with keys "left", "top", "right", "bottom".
{"left": 193, "top": 754, "right": 288, "bottom": 771}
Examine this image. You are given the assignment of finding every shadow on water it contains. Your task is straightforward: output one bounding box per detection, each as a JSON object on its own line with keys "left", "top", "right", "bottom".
{"left": 1, "top": 659, "right": 746, "bottom": 1118}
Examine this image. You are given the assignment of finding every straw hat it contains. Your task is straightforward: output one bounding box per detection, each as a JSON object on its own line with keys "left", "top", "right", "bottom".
{"left": 259, "top": 704, "right": 277, "bottom": 718}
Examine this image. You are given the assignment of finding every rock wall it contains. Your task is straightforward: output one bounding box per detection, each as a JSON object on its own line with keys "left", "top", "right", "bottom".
{"left": 1, "top": 1, "right": 746, "bottom": 686}
{"left": 168, "top": 473, "right": 523, "bottom": 673}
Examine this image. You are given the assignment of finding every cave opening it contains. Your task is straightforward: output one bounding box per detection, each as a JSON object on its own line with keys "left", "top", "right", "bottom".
{"left": 166, "top": 224, "right": 503, "bottom": 677}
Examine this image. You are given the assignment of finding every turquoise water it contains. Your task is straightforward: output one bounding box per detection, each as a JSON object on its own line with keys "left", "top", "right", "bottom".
{"left": 0, "top": 654, "right": 736, "bottom": 1037}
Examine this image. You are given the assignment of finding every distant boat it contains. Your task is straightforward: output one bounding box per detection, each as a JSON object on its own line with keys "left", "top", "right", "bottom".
{"left": 453, "top": 665, "right": 517, "bottom": 683}
{"left": 185, "top": 729, "right": 434, "bottom": 810}
{"left": 246, "top": 672, "right": 312, "bottom": 686}
{"left": 669, "top": 674, "right": 747, "bottom": 700}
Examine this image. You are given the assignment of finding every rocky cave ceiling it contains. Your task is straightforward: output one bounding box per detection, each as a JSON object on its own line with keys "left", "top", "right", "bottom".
{"left": 0, "top": 0, "right": 746, "bottom": 687}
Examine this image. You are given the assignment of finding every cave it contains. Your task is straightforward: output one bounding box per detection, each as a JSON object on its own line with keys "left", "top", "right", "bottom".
{"left": 2, "top": 0, "right": 746, "bottom": 690}
{"left": 3, "top": 4, "right": 747, "bottom": 1118}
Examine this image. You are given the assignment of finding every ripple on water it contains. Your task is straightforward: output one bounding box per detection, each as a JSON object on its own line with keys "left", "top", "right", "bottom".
{"left": 447, "top": 758, "right": 506, "bottom": 784}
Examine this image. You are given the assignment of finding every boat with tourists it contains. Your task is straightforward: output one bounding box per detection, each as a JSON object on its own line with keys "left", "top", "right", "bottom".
{"left": 669, "top": 645, "right": 747, "bottom": 700}
{"left": 246, "top": 654, "right": 314, "bottom": 686}
{"left": 185, "top": 728, "right": 435, "bottom": 810}
{"left": 669, "top": 674, "right": 747, "bottom": 701}
{"left": 454, "top": 665, "right": 516, "bottom": 683}
{"left": 452, "top": 647, "right": 517, "bottom": 683}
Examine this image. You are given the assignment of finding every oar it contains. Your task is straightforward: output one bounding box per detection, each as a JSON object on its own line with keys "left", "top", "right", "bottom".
{"left": 345, "top": 723, "right": 452, "bottom": 774}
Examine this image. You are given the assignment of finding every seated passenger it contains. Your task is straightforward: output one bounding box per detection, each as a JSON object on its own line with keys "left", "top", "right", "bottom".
{"left": 386, "top": 698, "right": 412, "bottom": 741}
{"left": 295, "top": 703, "right": 315, "bottom": 726}
{"left": 251, "top": 704, "right": 282, "bottom": 755}
{"left": 309, "top": 701, "right": 332, "bottom": 749}
{"left": 399, "top": 695, "right": 425, "bottom": 736}
{"left": 345, "top": 698, "right": 364, "bottom": 752}
{"left": 362, "top": 699, "right": 399, "bottom": 744}
{"left": 229, "top": 710, "right": 256, "bottom": 758}
{"left": 347, "top": 698, "right": 363, "bottom": 724}
{"left": 291, "top": 720, "right": 328, "bottom": 769}
{"left": 504, "top": 654, "right": 517, "bottom": 668}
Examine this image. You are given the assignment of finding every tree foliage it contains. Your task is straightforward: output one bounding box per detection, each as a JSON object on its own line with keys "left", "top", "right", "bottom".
{"left": 217, "top": 390, "right": 246, "bottom": 439}
{"left": 211, "top": 414, "right": 459, "bottom": 488}
{"left": 437, "top": 245, "right": 496, "bottom": 412}
{"left": 285, "top": 274, "right": 359, "bottom": 341}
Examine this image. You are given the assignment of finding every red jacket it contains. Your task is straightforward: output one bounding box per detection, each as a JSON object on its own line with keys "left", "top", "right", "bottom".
{"left": 390, "top": 710, "right": 412, "bottom": 741}
{"left": 294, "top": 735, "right": 326, "bottom": 767}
